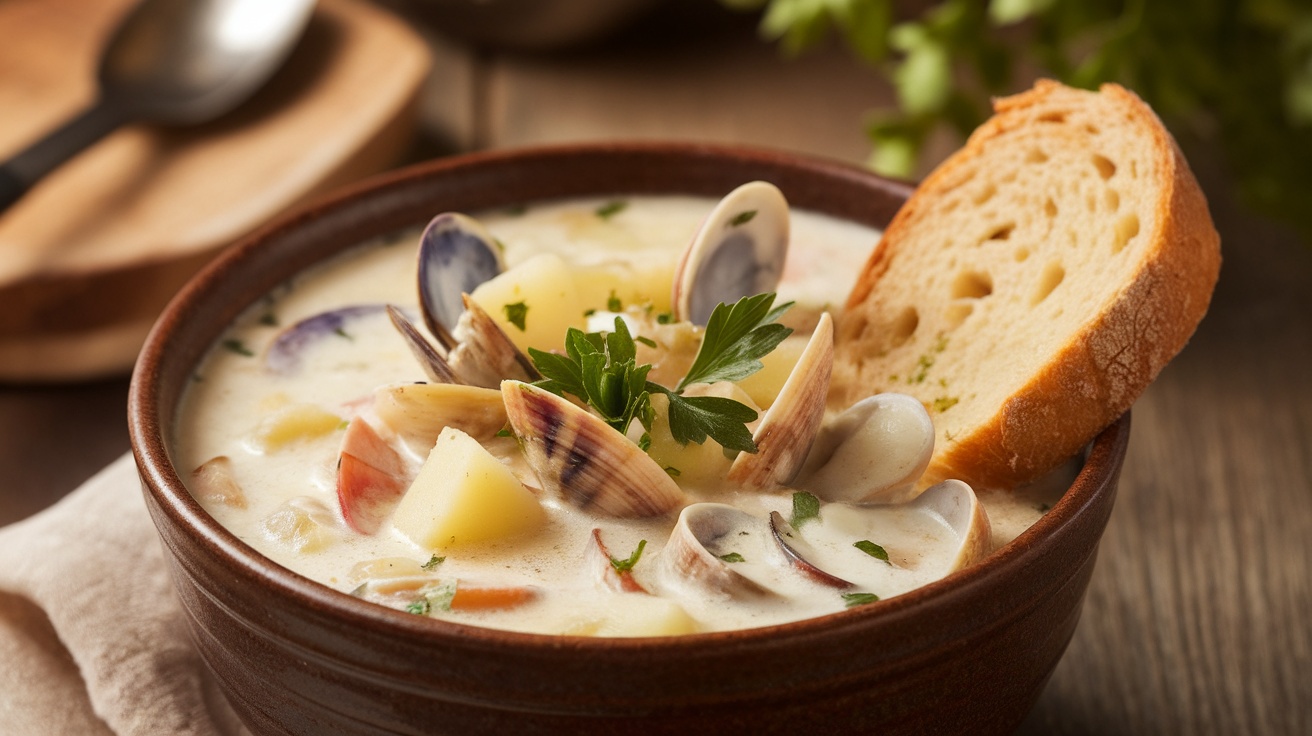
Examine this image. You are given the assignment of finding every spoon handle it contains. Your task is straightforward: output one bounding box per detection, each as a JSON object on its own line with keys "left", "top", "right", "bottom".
{"left": 0, "top": 100, "right": 127, "bottom": 214}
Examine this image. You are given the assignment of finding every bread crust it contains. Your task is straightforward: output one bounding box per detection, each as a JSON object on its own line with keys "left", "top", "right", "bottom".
{"left": 836, "top": 80, "right": 1221, "bottom": 489}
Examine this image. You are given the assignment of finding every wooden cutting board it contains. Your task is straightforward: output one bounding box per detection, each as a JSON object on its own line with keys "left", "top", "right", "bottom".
{"left": 0, "top": 0, "right": 431, "bottom": 382}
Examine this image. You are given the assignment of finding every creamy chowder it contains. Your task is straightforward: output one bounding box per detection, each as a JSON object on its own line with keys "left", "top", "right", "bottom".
{"left": 175, "top": 193, "right": 1065, "bottom": 636}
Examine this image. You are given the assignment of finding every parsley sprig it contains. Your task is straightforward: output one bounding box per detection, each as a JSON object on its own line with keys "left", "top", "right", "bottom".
{"left": 527, "top": 293, "right": 793, "bottom": 455}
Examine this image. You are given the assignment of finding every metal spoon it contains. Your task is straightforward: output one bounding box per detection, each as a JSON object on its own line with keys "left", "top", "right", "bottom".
{"left": 0, "top": 0, "right": 316, "bottom": 213}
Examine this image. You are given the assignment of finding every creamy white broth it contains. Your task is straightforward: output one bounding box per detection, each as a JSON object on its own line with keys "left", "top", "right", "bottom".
{"left": 175, "top": 194, "right": 1062, "bottom": 636}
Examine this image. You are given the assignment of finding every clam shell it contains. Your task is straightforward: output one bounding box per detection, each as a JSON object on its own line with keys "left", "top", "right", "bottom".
{"left": 373, "top": 381, "right": 508, "bottom": 445}
{"left": 768, "top": 511, "right": 853, "bottom": 589}
{"left": 448, "top": 295, "right": 540, "bottom": 388}
{"left": 386, "top": 306, "right": 461, "bottom": 384}
{"left": 911, "top": 479, "right": 992, "bottom": 572}
{"left": 658, "top": 503, "right": 776, "bottom": 599}
{"left": 799, "top": 392, "right": 935, "bottom": 504}
{"left": 727, "top": 312, "right": 833, "bottom": 491}
{"left": 672, "top": 181, "right": 790, "bottom": 325}
{"left": 417, "top": 212, "right": 505, "bottom": 341}
{"left": 500, "top": 381, "right": 686, "bottom": 518}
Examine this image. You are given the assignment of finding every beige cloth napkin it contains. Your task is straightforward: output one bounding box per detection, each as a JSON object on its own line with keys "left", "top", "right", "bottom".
{"left": 0, "top": 453, "right": 248, "bottom": 735}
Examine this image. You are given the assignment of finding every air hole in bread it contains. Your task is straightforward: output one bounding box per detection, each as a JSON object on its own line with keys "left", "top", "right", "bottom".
{"left": 944, "top": 303, "right": 973, "bottom": 330}
{"left": 1085, "top": 124, "right": 1100, "bottom": 135}
{"left": 1015, "top": 247, "right": 1031, "bottom": 262}
{"left": 1113, "top": 214, "right": 1141, "bottom": 253}
{"left": 984, "top": 223, "right": 1015, "bottom": 242}
{"left": 1092, "top": 154, "right": 1116, "bottom": 179}
{"left": 973, "top": 183, "right": 996, "bottom": 205}
{"left": 1031, "top": 262, "right": 1066, "bottom": 305}
{"left": 1044, "top": 198, "right": 1058, "bottom": 218}
{"left": 890, "top": 306, "right": 919, "bottom": 346}
{"left": 951, "top": 270, "right": 993, "bottom": 300}
{"left": 1105, "top": 189, "right": 1120, "bottom": 212}
{"left": 1039, "top": 111, "right": 1067, "bottom": 124}
{"left": 1027, "top": 149, "right": 1049, "bottom": 164}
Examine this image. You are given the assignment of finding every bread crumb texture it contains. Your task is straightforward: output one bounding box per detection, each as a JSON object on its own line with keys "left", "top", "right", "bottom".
{"left": 834, "top": 80, "right": 1221, "bottom": 489}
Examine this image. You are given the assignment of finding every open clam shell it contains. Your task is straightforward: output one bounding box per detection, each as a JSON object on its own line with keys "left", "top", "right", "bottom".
{"left": 386, "top": 306, "right": 461, "bottom": 384}
{"left": 727, "top": 312, "right": 833, "bottom": 491}
{"left": 657, "top": 503, "right": 776, "bottom": 600}
{"left": 265, "top": 304, "right": 388, "bottom": 374}
{"left": 768, "top": 511, "right": 854, "bottom": 589}
{"left": 799, "top": 393, "right": 935, "bottom": 504}
{"left": 373, "top": 381, "right": 508, "bottom": 445}
{"left": 672, "top": 181, "right": 790, "bottom": 325}
{"left": 911, "top": 479, "right": 992, "bottom": 572}
{"left": 417, "top": 212, "right": 505, "bottom": 341}
{"left": 501, "top": 381, "right": 686, "bottom": 518}
{"left": 447, "top": 295, "right": 540, "bottom": 388}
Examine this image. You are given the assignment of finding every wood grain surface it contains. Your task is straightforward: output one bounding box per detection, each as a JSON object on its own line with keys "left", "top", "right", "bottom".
{"left": 1, "top": 4, "right": 1308, "bottom": 734}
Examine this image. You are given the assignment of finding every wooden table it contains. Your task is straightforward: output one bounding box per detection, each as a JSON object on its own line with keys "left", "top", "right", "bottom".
{"left": 2, "top": 4, "right": 1308, "bottom": 734}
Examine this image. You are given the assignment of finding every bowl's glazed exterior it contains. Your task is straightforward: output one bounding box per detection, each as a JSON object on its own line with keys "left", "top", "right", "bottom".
{"left": 129, "top": 143, "right": 1129, "bottom": 735}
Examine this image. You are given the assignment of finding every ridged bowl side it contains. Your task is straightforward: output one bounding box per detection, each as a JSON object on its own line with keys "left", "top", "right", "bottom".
{"left": 129, "top": 143, "right": 1128, "bottom": 735}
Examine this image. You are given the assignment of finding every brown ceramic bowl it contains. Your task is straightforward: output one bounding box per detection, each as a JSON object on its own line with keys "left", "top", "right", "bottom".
{"left": 129, "top": 143, "right": 1130, "bottom": 735}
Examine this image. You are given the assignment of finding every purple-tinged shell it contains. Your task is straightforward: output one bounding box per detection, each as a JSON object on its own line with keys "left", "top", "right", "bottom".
{"left": 264, "top": 305, "right": 387, "bottom": 374}
{"left": 418, "top": 213, "right": 504, "bottom": 341}
{"left": 768, "top": 511, "right": 854, "bottom": 589}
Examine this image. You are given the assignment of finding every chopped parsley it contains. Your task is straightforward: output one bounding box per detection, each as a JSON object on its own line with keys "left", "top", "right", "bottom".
{"left": 607, "top": 290, "right": 623, "bottom": 312}
{"left": 854, "top": 540, "right": 890, "bottom": 563}
{"left": 729, "top": 209, "right": 758, "bottom": 226}
{"left": 258, "top": 312, "right": 279, "bottom": 327}
{"left": 664, "top": 466, "right": 681, "bottom": 477}
{"left": 421, "top": 554, "right": 446, "bottom": 571}
{"left": 931, "top": 396, "right": 959, "bottom": 412}
{"left": 718, "top": 552, "right": 745, "bottom": 563}
{"left": 503, "top": 301, "right": 529, "bottom": 331}
{"left": 595, "top": 200, "right": 627, "bottom": 220}
{"left": 333, "top": 327, "right": 353, "bottom": 341}
{"left": 407, "top": 581, "right": 457, "bottom": 615}
{"left": 495, "top": 426, "right": 514, "bottom": 438}
{"left": 908, "top": 334, "right": 949, "bottom": 384}
{"left": 529, "top": 293, "right": 792, "bottom": 455}
{"left": 841, "top": 592, "right": 881, "bottom": 608}
{"left": 655, "top": 311, "right": 674, "bottom": 325}
{"left": 790, "top": 491, "right": 821, "bottom": 528}
{"left": 221, "top": 339, "right": 254, "bottom": 357}
{"left": 635, "top": 335, "right": 658, "bottom": 348}
{"left": 609, "top": 540, "right": 647, "bottom": 573}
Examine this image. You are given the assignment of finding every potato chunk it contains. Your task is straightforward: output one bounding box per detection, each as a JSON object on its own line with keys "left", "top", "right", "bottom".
{"left": 393, "top": 427, "right": 546, "bottom": 550}
{"left": 252, "top": 403, "right": 342, "bottom": 451}
{"left": 469, "top": 252, "right": 585, "bottom": 354}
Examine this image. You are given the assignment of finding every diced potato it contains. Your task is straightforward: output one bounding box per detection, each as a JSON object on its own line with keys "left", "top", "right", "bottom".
{"left": 581, "top": 595, "right": 699, "bottom": 637}
{"left": 469, "top": 252, "right": 585, "bottom": 354}
{"left": 393, "top": 427, "right": 546, "bottom": 550}
{"left": 252, "top": 403, "right": 342, "bottom": 451}
{"left": 262, "top": 497, "right": 339, "bottom": 553}
{"left": 736, "top": 334, "right": 809, "bottom": 409}
{"left": 644, "top": 392, "right": 735, "bottom": 490}
{"left": 573, "top": 259, "right": 677, "bottom": 315}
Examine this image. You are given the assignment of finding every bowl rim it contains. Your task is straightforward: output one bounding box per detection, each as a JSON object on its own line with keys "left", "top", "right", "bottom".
{"left": 128, "top": 140, "right": 1130, "bottom": 653}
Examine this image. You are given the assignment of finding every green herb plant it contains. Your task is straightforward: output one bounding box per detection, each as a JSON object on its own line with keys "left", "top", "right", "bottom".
{"left": 722, "top": 0, "right": 1312, "bottom": 245}
{"left": 528, "top": 293, "right": 793, "bottom": 456}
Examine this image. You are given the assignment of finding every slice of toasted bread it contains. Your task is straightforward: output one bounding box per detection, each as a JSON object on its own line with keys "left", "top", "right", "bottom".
{"left": 833, "top": 80, "right": 1221, "bottom": 490}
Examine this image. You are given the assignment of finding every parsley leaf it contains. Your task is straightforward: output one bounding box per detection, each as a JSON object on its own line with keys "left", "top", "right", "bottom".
{"left": 503, "top": 301, "right": 529, "bottom": 331}
{"left": 221, "top": 339, "right": 254, "bottom": 357}
{"left": 610, "top": 540, "right": 647, "bottom": 573}
{"left": 531, "top": 318, "right": 654, "bottom": 438}
{"left": 421, "top": 554, "right": 446, "bottom": 570}
{"left": 678, "top": 293, "right": 793, "bottom": 390}
{"left": 719, "top": 552, "right": 746, "bottom": 563}
{"left": 854, "top": 540, "right": 890, "bottom": 563}
{"left": 841, "top": 592, "right": 881, "bottom": 608}
{"left": 650, "top": 387, "right": 759, "bottom": 453}
{"left": 790, "top": 491, "right": 821, "bottom": 527}
{"left": 596, "top": 200, "right": 627, "bottom": 220}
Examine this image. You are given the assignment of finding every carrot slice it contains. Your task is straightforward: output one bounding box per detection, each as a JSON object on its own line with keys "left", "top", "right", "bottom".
{"left": 450, "top": 585, "right": 539, "bottom": 611}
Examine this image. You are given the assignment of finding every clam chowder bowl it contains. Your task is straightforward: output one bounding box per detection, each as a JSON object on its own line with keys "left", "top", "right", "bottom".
{"left": 129, "top": 143, "right": 1129, "bottom": 735}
